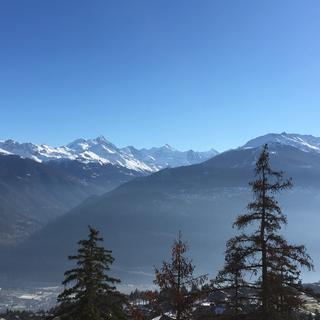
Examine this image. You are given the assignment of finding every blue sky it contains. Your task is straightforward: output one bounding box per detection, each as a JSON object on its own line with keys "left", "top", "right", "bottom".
{"left": 0, "top": 1, "right": 319, "bottom": 151}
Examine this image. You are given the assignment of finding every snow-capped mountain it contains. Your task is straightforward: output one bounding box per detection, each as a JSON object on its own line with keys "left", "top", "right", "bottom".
{"left": 0, "top": 136, "right": 218, "bottom": 172}
{"left": 122, "top": 144, "right": 218, "bottom": 171}
{"left": 241, "top": 132, "right": 320, "bottom": 153}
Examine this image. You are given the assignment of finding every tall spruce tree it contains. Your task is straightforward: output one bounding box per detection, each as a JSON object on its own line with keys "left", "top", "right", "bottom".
{"left": 55, "top": 226, "right": 125, "bottom": 320}
{"left": 154, "top": 231, "right": 206, "bottom": 320}
{"left": 224, "top": 144, "right": 313, "bottom": 319}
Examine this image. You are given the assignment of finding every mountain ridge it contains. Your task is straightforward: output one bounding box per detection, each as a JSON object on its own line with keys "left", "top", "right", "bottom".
{"left": 0, "top": 136, "right": 219, "bottom": 172}
{"left": 241, "top": 132, "right": 320, "bottom": 153}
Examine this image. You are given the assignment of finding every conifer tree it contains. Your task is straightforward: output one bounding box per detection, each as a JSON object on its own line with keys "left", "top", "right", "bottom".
{"left": 54, "top": 226, "right": 125, "bottom": 320}
{"left": 154, "top": 231, "right": 206, "bottom": 320}
{"left": 226, "top": 144, "right": 313, "bottom": 319}
{"left": 215, "top": 237, "right": 248, "bottom": 318}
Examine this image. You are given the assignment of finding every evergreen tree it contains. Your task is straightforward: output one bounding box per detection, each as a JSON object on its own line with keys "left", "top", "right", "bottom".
{"left": 54, "top": 226, "right": 125, "bottom": 320}
{"left": 154, "top": 231, "right": 206, "bottom": 320}
{"left": 215, "top": 237, "right": 248, "bottom": 318}
{"left": 227, "top": 144, "right": 313, "bottom": 319}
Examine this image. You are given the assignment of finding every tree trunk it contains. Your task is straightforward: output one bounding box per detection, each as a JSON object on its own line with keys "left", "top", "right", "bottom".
{"left": 261, "top": 168, "right": 268, "bottom": 320}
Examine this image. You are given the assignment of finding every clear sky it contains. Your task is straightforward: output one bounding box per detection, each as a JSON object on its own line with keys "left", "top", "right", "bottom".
{"left": 0, "top": 0, "right": 319, "bottom": 152}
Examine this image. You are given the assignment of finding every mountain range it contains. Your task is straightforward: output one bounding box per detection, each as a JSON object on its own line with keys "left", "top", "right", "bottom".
{"left": 2, "top": 132, "right": 320, "bottom": 288}
{"left": 0, "top": 136, "right": 219, "bottom": 172}
{"left": 0, "top": 136, "right": 218, "bottom": 245}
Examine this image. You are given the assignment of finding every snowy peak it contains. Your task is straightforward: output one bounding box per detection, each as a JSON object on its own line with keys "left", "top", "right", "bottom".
{"left": 162, "top": 144, "right": 176, "bottom": 151}
{"left": 242, "top": 133, "right": 320, "bottom": 153}
{"left": 67, "top": 136, "right": 117, "bottom": 152}
{"left": 0, "top": 139, "right": 77, "bottom": 162}
{"left": 0, "top": 137, "right": 218, "bottom": 172}
{"left": 127, "top": 145, "right": 218, "bottom": 171}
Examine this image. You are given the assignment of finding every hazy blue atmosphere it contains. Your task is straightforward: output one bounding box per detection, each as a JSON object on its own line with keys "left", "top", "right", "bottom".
{"left": 0, "top": 0, "right": 320, "bottom": 151}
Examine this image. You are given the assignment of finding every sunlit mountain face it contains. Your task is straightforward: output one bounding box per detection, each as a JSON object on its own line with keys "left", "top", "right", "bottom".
{"left": 0, "top": 136, "right": 219, "bottom": 172}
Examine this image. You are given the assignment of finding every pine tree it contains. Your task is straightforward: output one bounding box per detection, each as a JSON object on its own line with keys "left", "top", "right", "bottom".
{"left": 228, "top": 144, "right": 313, "bottom": 319}
{"left": 154, "top": 231, "right": 206, "bottom": 320}
{"left": 215, "top": 237, "right": 248, "bottom": 318}
{"left": 266, "top": 237, "right": 312, "bottom": 318}
{"left": 55, "top": 226, "right": 125, "bottom": 320}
